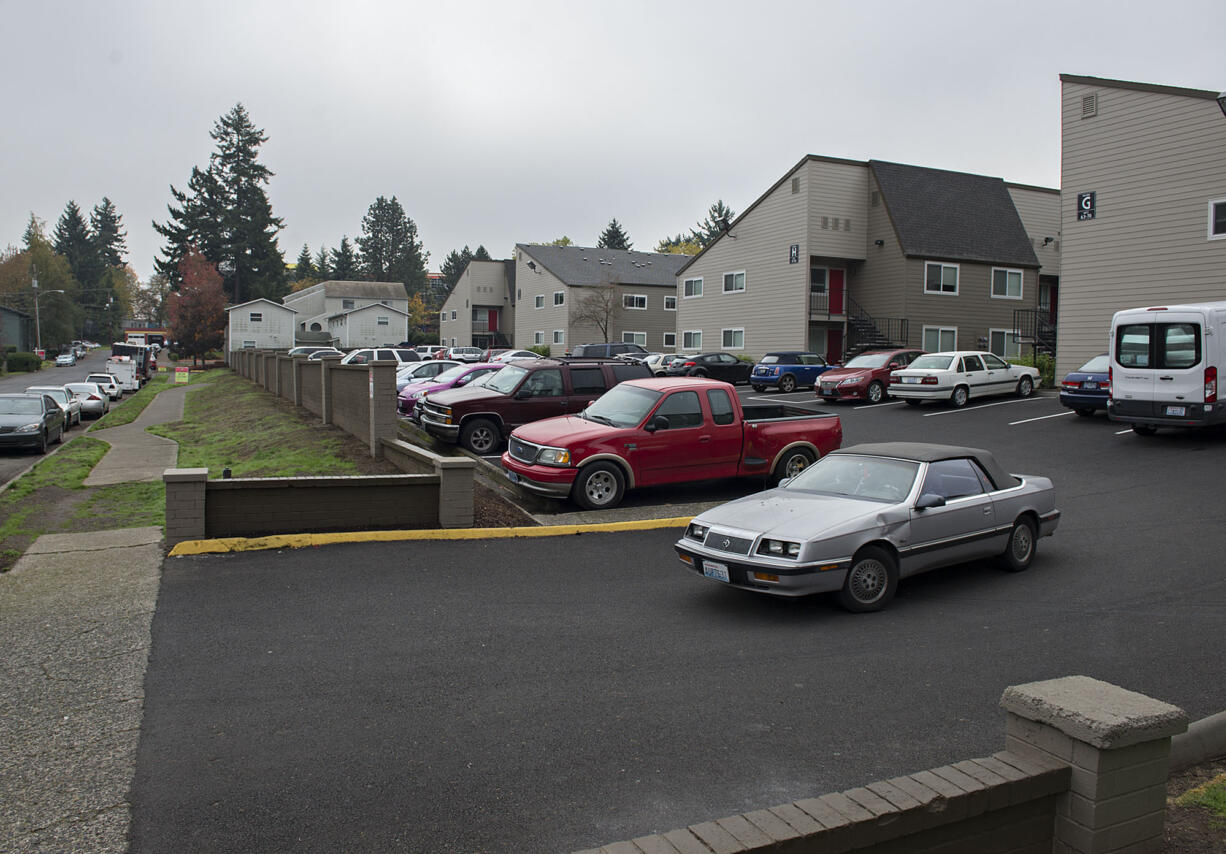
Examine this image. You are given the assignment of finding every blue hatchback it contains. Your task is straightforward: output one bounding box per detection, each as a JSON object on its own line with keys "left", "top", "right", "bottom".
{"left": 750, "top": 352, "right": 836, "bottom": 393}
{"left": 1060, "top": 354, "right": 1110, "bottom": 416}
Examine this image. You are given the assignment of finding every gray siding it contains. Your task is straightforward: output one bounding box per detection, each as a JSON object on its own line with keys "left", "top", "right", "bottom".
{"left": 228, "top": 301, "right": 297, "bottom": 349}
{"left": 1007, "top": 185, "right": 1062, "bottom": 277}
{"left": 901, "top": 258, "right": 1039, "bottom": 352}
{"left": 514, "top": 250, "right": 572, "bottom": 355}
{"left": 1058, "top": 77, "right": 1226, "bottom": 377}
{"left": 569, "top": 282, "right": 677, "bottom": 352}
{"left": 852, "top": 173, "right": 910, "bottom": 319}
{"left": 439, "top": 277, "right": 471, "bottom": 347}
{"left": 804, "top": 158, "right": 869, "bottom": 260}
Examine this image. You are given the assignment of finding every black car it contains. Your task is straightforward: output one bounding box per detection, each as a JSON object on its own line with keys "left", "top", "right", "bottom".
{"left": 569, "top": 342, "right": 651, "bottom": 362}
{"left": 664, "top": 352, "right": 753, "bottom": 384}
{"left": 0, "top": 393, "right": 66, "bottom": 454}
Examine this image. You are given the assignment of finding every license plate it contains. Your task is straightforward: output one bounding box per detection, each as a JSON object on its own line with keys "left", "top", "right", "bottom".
{"left": 902, "top": 376, "right": 920, "bottom": 384}
{"left": 702, "top": 560, "right": 730, "bottom": 583}
{"left": 1082, "top": 381, "right": 1098, "bottom": 390}
{"left": 1166, "top": 405, "right": 1186, "bottom": 416}
{"left": 506, "top": 470, "right": 520, "bottom": 483}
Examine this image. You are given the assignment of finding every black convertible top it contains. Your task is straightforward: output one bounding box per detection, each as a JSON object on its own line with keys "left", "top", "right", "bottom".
{"left": 830, "top": 442, "right": 1020, "bottom": 489}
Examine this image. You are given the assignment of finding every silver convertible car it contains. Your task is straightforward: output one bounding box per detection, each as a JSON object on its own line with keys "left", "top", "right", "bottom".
{"left": 674, "top": 443, "right": 1059, "bottom": 612}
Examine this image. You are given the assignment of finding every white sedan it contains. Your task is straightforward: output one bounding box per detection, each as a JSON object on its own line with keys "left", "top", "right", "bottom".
{"left": 888, "top": 351, "right": 1039, "bottom": 408}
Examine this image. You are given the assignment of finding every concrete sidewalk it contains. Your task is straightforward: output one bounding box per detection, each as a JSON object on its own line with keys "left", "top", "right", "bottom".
{"left": 85, "top": 383, "right": 200, "bottom": 487}
{"left": 0, "top": 527, "right": 163, "bottom": 854}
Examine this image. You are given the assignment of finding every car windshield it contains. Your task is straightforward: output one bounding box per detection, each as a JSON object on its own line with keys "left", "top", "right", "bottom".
{"left": 483, "top": 364, "right": 530, "bottom": 394}
{"left": 843, "top": 353, "right": 891, "bottom": 369}
{"left": 0, "top": 398, "right": 41, "bottom": 415}
{"left": 28, "top": 388, "right": 69, "bottom": 403}
{"left": 432, "top": 365, "right": 474, "bottom": 383}
{"left": 581, "top": 384, "right": 662, "bottom": 428}
{"left": 66, "top": 384, "right": 95, "bottom": 394}
{"left": 909, "top": 355, "right": 954, "bottom": 371}
{"left": 784, "top": 454, "right": 920, "bottom": 502}
{"left": 1078, "top": 355, "right": 1110, "bottom": 373}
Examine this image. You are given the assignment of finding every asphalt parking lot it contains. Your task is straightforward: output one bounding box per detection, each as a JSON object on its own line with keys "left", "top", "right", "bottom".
{"left": 132, "top": 385, "right": 1226, "bottom": 852}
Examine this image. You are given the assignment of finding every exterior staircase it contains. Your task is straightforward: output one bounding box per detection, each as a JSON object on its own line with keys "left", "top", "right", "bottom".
{"left": 1013, "top": 308, "right": 1057, "bottom": 359}
{"left": 845, "top": 296, "right": 909, "bottom": 359}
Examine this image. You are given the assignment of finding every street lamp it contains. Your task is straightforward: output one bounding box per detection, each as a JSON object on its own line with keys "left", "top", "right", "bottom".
{"left": 31, "top": 273, "right": 65, "bottom": 353}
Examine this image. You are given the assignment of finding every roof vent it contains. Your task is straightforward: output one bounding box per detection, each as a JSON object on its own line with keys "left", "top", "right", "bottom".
{"left": 1081, "top": 93, "right": 1098, "bottom": 118}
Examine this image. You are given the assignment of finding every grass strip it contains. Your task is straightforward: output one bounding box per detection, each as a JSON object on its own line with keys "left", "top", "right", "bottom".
{"left": 89, "top": 369, "right": 218, "bottom": 431}
{"left": 1176, "top": 773, "right": 1226, "bottom": 826}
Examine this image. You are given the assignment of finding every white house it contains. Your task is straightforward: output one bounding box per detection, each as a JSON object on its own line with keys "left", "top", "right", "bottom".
{"left": 283, "top": 280, "right": 410, "bottom": 336}
{"left": 225, "top": 298, "right": 297, "bottom": 351}
{"left": 327, "top": 303, "right": 410, "bottom": 348}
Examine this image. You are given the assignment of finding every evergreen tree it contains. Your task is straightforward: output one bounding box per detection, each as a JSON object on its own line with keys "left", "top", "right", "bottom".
{"left": 440, "top": 245, "right": 474, "bottom": 288}
{"left": 691, "top": 200, "right": 737, "bottom": 247}
{"left": 314, "top": 245, "right": 331, "bottom": 280}
{"left": 153, "top": 103, "right": 287, "bottom": 303}
{"left": 295, "top": 244, "right": 316, "bottom": 281}
{"left": 53, "top": 200, "right": 102, "bottom": 289}
{"left": 330, "top": 237, "right": 358, "bottom": 280}
{"left": 596, "top": 218, "right": 632, "bottom": 250}
{"left": 90, "top": 197, "right": 128, "bottom": 267}
{"left": 356, "top": 195, "right": 429, "bottom": 293}
{"left": 473, "top": 245, "right": 492, "bottom": 261}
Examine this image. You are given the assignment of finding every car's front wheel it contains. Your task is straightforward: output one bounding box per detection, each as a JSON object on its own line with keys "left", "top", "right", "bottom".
{"left": 999, "top": 517, "right": 1037, "bottom": 572}
{"left": 836, "top": 546, "right": 898, "bottom": 612}
{"left": 571, "top": 462, "right": 625, "bottom": 510}
{"left": 866, "top": 381, "right": 885, "bottom": 404}
{"left": 459, "top": 418, "right": 500, "bottom": 455}
{"left": 1016, "top": 376, "right": 1034, "bottom": 397}
{"left": 751, "top": 384, "right": 765, "bottom": 392}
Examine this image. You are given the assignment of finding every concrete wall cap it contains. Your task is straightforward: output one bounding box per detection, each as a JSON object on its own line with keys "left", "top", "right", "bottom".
{"left": 1000, "top": 675, "right": 1188, "bottom": 749}
{"left": 163, "top": 468, "right": 209, "bottom": 482}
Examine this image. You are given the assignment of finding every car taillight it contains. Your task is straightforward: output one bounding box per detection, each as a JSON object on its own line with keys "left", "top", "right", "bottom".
{"left": 1108, "top": 366, "right": 1113, "bottom": 400}
{"left": 89, "top": 394, "right": 102, "bottom": 400}
{"left": 684, "top": 361, "right": 696, "bottom": 367}
{"left": 1206, "top": 366, "right": 1217, "bottom": 403}
{"left": 1062, "top": 380, "right": 1079, "bottom": 389}
{"left": 922, "top": 376, "right": 938, "bottom": 385}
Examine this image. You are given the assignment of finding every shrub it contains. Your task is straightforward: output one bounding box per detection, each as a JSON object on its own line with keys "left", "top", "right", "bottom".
{"left": 1011, "top": 352, "right": 1055, "bottom": 388}
{"left": 5, "top": 352, "right": 43, "bottom": 372}
{"left": 528, "top": 345, "right": 552, "bottom": 357}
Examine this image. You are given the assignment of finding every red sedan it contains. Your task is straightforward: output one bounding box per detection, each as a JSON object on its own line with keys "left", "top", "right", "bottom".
{"left": 816, "top": 349, "right": 926, "bottom": 403}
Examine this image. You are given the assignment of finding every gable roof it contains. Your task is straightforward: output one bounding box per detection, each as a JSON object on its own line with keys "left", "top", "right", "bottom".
{"left": 516, "top": 244, "right": 688, "bottom": 287}
{"left": 327, "top": 303, "right": 410, "bottom": 321}
{"left": 226, "top": 297, "right": 297, "bottom": 313}
{"left": 870, "top": 160, "right": 1039, "bottom": 268}
{"left": 286, "top": 280, "right": 409, "bottom": 301}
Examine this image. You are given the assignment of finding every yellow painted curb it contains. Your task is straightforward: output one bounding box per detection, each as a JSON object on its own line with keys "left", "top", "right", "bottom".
{"left": 169, "top": 516, "right": 694, "bottom": 556}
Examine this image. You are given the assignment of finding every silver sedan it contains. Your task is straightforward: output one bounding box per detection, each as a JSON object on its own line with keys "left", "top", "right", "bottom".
{"left": 674, "top": 442, "right": 1060, "bottom": 612}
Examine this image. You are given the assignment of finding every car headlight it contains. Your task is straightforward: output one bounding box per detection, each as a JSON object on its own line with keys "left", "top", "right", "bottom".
{"left": 686, "top": 522, "right": 709, "bottom": 542}
{"left": 838, "top": 376, "right": 864, "bottom": 386}
{"left": 15, "top": 423, "right": 41, "bottom": 433}
{"left": 536, "top": 446, "right": 571, "bottom": 466}
{"left": 758, "top": 539, "right": 801, "bottom": 558}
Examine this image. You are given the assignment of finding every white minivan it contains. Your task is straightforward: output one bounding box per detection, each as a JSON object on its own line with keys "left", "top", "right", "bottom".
{"left": 1108, "top": 301, "right": 1224, "bottom": 435}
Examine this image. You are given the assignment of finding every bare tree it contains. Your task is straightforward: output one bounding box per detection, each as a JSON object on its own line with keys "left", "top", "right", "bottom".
{"left": 570, "top": 281, "right": 623, "bottom": 343}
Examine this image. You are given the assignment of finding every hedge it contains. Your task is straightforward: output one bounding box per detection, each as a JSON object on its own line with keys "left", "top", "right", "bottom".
{"left": 4, "top": 352, "right": 43, "bottom": 372}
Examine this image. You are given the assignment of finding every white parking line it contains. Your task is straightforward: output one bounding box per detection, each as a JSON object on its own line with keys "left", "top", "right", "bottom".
{"left": 921, "top": 397, "right": 1046, "bottom": 417}
{"left": 1115, "top": 429, "right": 1133, "bottom": 435}
{"left": 1009, "top": 410, "right": 1074, "bottom": 426}
{"left": 853, "top": 401, "right": 905, "bottom": 410}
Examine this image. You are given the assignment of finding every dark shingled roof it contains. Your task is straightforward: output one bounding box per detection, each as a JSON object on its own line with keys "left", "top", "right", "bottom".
{"left": 870, "top": 161, "right": 1039, "bottom": 268}
{"left": 515, "top": 244, "right": 687, "bottom": 287}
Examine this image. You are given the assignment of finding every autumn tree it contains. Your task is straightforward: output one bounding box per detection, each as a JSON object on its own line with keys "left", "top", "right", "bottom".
{"left": 167, "top": 249, "right": 227, "bottom": 365}
{"left": 22, "top": 216, "right": 82, "bottom": 350}
{"left": 356, "top": 195, "right": 429, "bottom": 294}
{"left": 596, "top": 218, "right": 632, "bottom": 250}
{"left": 655, "top": 233, "right": 703, "bottom": 255}
{"left": 570, "top": 281, "right": 622, "bottom": 343}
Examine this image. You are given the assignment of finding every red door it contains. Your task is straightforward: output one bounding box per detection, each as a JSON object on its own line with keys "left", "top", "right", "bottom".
{"left": 826, "top": 330, "right": 843, "bottom": 365}
{"left": 829, "top": 270, "right": 845, "bottom": 314}
{"left": 488, "top": 310, "right": 498, "bottom": 332}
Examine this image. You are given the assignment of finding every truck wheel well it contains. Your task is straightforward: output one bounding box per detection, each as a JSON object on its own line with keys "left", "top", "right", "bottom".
{"left": 576, "top": 455, "right": 635, "bottom": 490}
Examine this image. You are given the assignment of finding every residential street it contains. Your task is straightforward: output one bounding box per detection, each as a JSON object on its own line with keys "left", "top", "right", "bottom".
{"left": 128, "top": 392, "right": 1226, "bottom": 852}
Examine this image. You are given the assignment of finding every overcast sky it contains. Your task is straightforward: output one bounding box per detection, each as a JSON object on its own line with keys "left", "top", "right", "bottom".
{"left": 4, "top": 0, "right": 1224, "bottom": 283}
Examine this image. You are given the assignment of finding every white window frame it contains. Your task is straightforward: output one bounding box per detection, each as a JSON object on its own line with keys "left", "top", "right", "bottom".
{"left": 664, "top": 295, "right": 676, "bottom": 311}
{"left": 683, "top": 278, "right": 703, "bottom": 298}
{"left": 242, "top": 340, "right": 256, "bottom": 348}
{"left": 533, "top": 331, "right": 544, "bottom": 345}
{"left": 440, "top": 311, "right": 446, "bottom": 323}
{"left": 553, "top": 329, "right": 565, "bottom": 344}
{"left": 990, "top": 267, "right": 1024, "bottom": 300}
{"left": 534, "top": 294, "right": 544, "bottom": 309}
{"left": 377, "top": 316, "right": 389, "bottom": 326}
{"left": 622, "top": 331, "right": 646, "bottom": 346}
{"left": 553, "top": 291, "right": 565, "bottom": 306}
{"left": 722, "top": 271, "right": 746, "bottom": 294}
{"left": 989, "top": 328, "right": 1022, "bottom": 359}
{"left": 623, "top": 294, "right": 647, "bottom": 310}
{"left": 1210, "top": 198, "right": 1226, "bottom": 240}
{"left": 922, "top": 325, "right": 958, "bottom": 352}
{"left": 721, "top": 328, "right": 744, "bottom": 350}
{"left": 924, "top": 262, "right": 959, "bottom": 296}
{"left": 249, "top": 312, "right": 262, "bottom": 323}
{"left": 663, "top": 332, "right": 677, "bottom": 347}
{"left": 450, "top": 310, "right": 457, "bottom": 320}
{"left": 682, "top": 330, "right": 702, "bottom": 350}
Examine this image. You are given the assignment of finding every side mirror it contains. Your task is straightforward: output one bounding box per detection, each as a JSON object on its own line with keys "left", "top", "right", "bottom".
{"left": 777, "top": 477, "right": 793, "bottom": 488}
{"left": 915, "top": 493, "right": 946, "bottom": 510}
{"left": 514, "top": 388, "right": 532, "bottom": 400}
{"left": 644, "top": 415, "right": 669, "bottom": 432}
{"left": 456, "top": 376, "right": 470, "bottom": 386}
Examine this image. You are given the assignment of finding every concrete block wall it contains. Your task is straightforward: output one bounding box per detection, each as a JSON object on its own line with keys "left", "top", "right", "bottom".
{"left": 164, "top": 468, "right": 208, "bottom": 547}
{"left": 300, "top": 360, "right": 323, "bottom": 416}
{"left": 579, "top": 677, "right": 1189, "bottom": 854}
{"left": 276, "top": 356, "right": 293, "bottom": 401}
{"left": 381, "top": 438, "right": 476, "bottom": 527}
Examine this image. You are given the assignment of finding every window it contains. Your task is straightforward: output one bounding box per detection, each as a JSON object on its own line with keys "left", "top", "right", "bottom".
{"left": 663, "top": 332, "right": 676, "bottom": 347}
{"left": 450, "top": 337, "right": 456, "bottom": 346}
{"left": 723, "top": 271, "right": 746, "bottom": 293}
{"left": 377, "top": 316, "right": 389, "bottom": 326}
{"left": 440, "top": 311, "right": 446, "bottom": 323}
{"left": 533, "top": 331, "right": 543, "bottom": 345}
{"left": 721, "top": 328, "right": 744, "bottom": 349}
{"left": 683, "top": 278, "right": 703, "bottom": 298}
{"left": 553, "top": 330, "right": 565, "bottom": 344}
{"left": 242, "top": 340, "right": 256, "bottom": 348}
{"left": 569, "top": 368, "right": 608, "bottom": 394}
{"left": 623, "top": 294, "right": 647, "bottom": 310}
{"left": 654, "top": 391, "right": 703, "bottom": 429}
{"left": 664, "top": 295, "right": 676, "bottom": 311}
{"left": 989, "top": 329, "right": 1021, "bottom": 359}
{"left": 553, "top": 291, "right": 565, "bottom": 306}
{"left": 342, "top": 299, "right": 355, "bottom": 309}
{"left": 707, "top": 389, "right": 735, "bottom": 425}
{"left": 525, "top": 369, "right": 564, "bottom": 397}
{"left": 1210, "top": 199, "right": 1226, "bottom": 240}
{"left": 921, "top": 459, "right": 987, "bottom": 501}
{"left": 1115, "top": 323, "right": 1201, "bottom": 369}
{"left": 922, "top": 326, "right": 957, "bottom": 352}
{"left": 450, "top": 310, "right": 457, "bottom": 320}
{"left": 249, "top": 312, "right": 263, "bottom": 323}
{"left": 683, "top": 330, "right": 702, "bottom": 350}
{"left": 534, "top": 294, "right": 544, "bottom": 309}
{"left": 982, "top": 353, "right": 1009, "bottom": 370}
{"left": 924, "top": 262, "right": 959, "bottom": 295}
{"left": 991, "top": 268, "right": 1023, "bottom": 299}
{"left": 622, "top": 331, "right": 646, "bottom": 346}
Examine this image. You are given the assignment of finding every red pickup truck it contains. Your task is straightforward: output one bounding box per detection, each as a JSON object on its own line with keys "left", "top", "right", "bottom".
{"left": 501, "top": 377, "right": 843, "bottom": 509}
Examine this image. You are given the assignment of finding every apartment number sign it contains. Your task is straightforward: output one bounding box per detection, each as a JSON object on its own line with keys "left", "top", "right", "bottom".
{"left": 789, "top": 244, "right": 799, "bottom": 264}
{"left": 1077, "top": 192, "right": 1096, "bottom": 221}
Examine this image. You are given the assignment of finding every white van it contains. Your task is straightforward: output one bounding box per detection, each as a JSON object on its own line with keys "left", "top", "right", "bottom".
{"left": 1108, "top": 301, "right": 1224, "bottom": 435}
{"left": 106, "top": 356, "right": 140, "bottom": 393}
